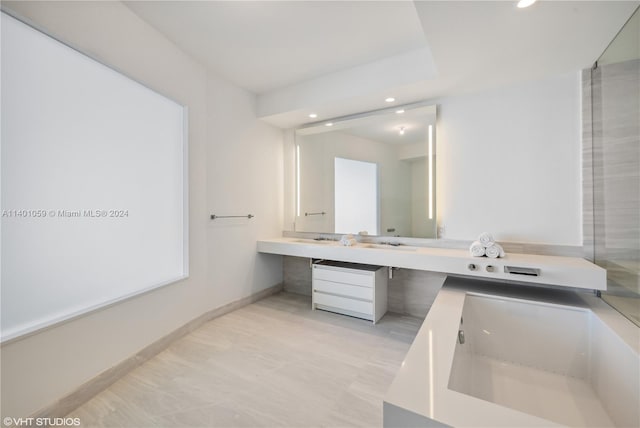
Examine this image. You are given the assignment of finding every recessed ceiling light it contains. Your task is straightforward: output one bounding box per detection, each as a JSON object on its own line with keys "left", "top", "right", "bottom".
{"left": 325, "top": 122, "right": 333, "bottom": 127}
{"left": 517, "top": 0, "right": 537, "bottom": 8}
{"left": 396, "top": 109, "right": 405, "bottom": 114}
{"left": 309, "top": 113, "right": 317, "bottom": 118}
{"left": 385, "top": 97, "right": 396, "bottom": 103}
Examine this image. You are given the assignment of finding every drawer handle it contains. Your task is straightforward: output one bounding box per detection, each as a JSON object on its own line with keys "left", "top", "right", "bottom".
{"left": 313, "top": 290, "right": 372, "bottom": 302}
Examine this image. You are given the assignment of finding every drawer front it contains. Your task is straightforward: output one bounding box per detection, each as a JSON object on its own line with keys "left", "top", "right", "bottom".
{"left": 313, "top": 266, "right": 374, "bottom": 288}
{"left": 313, "top": 292, "right": 373, "bottom": 315}
{"left": 313, "top": 279, "right": 373, "bottom": 300}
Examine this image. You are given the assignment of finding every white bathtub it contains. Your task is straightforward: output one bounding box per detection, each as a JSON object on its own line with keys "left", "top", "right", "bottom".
{"left": 384, "top": 277, "right": 640, "bottom": 427}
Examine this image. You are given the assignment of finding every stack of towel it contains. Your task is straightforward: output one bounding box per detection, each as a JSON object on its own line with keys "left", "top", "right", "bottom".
{"left": 469, "top": 232, "right": 505, "bottom": 258}
{"left": 340, "top": 234, "right": 357, "bottom": 246}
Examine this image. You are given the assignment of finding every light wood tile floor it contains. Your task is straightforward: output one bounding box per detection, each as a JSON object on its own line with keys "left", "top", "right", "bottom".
{"left": 68, "top": 292, "right": 424, "bottom": 428}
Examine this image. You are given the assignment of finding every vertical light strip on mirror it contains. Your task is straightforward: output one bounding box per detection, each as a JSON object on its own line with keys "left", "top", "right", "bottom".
{"left": 296, "top": 144, "right": 301, "bottom": 217}
{"left": 428, "top": 125, "right": 434, "bottom": 220}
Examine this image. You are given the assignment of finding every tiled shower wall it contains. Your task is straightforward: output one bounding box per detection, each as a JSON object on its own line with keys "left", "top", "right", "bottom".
{"left": 592, "top": 59, "right": 640, "bottom": 265}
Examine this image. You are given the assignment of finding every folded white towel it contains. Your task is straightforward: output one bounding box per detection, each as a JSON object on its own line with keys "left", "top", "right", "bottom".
{"left": 478, "top": 232, "right": 495, "bottom": 248}
{"left": 469, "top": 241, "right": 485, "bottom": 257}
{"left": 485, "top": 243, "right": 505, "bottom": 258}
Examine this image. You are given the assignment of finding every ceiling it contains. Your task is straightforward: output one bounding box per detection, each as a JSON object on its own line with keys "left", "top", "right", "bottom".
{"left": 125, "top": 1, "right": 639, "bottom": 128}
{"left": 124, "top": 1, "right": 429, "bottom": 94}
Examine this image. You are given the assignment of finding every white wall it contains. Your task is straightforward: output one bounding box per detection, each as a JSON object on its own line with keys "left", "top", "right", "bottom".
{"left": 1, "top": 1, "right": 283, "bottom": 418}
{"left": 437, "top": 72, "right": 582, "bottom": 245}
{"left": 206, "top": 73, "right": 284, "bottom": 306}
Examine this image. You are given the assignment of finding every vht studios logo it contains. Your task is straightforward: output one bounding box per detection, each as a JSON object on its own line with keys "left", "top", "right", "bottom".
{"left": 3, "top": 417, "right": 81, "bottom": 427}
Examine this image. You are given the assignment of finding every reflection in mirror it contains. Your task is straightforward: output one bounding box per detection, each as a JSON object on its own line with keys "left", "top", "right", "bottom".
{"left": 294, "top": 103, "right": 436, "bottom": 238}
{"left": 334, "top": 157, "right": 378, "bottom": 234}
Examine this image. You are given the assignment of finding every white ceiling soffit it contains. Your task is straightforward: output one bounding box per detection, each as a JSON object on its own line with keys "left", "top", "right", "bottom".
{"left": 125, "top": 1, "right": 638, "bottom": 129}
{"left": 124, "top": 1, "right": 429, "bottom": 94}
{"left": 123, "top": 0, "right": 436, "bottom": 129}
{"left": 257, "top": 48, "right": 437, "bottom": 128}
{"left": 258, "top": 0, "right": 638, "bottom": 128}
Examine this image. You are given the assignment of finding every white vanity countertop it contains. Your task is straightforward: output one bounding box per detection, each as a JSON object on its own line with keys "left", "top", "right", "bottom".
{"left": 383, "top": 277, "right": 639, "bottom": 428}
{"left": 257, "top": 237, "right": 606, "bottom": 291}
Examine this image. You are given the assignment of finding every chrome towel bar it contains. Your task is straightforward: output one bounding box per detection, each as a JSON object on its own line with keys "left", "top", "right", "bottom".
{"left": 210, "top": 214, "right": 254, "bottom": 220}
{"left": 305, "top": 212, "right": 326, "bottom": 216}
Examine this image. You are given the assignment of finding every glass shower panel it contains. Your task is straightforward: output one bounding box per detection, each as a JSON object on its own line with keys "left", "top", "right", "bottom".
{"left": 591, "top": 7, "right": 640, "bottom": 326}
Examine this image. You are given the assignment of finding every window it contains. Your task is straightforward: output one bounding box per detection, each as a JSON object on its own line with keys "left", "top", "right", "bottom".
{"left": 1, "top": 12, "right": 188, "bottom": 341}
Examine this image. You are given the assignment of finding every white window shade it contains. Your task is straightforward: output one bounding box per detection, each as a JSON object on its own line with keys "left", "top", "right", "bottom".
{"left": 1, "top": 12, "right": 188, "bottom": 341}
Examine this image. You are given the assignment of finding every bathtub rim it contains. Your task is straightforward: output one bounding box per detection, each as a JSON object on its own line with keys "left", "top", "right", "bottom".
{"left": 383, "top": 276, "right": 640, "bottom": 428}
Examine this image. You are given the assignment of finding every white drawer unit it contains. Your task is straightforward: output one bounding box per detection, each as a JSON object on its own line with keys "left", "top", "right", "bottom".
{"left": 312, "top": 260, "right": 388, "bottom": 323}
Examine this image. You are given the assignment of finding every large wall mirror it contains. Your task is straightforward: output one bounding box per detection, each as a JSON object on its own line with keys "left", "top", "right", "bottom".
{"left": 294, "top": 103, "right": 437, "bottom": 238}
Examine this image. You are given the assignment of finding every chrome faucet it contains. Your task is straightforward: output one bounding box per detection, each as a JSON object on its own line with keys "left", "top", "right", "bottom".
{"left": 314, "top": 235, "right": 338, "bottom": 241}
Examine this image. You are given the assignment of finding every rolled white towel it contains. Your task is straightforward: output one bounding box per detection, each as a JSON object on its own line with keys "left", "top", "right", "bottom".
{"left": 469, "top": 241, "right": 485, "bottom": 257}
{"left": 485, "top": 243, "right": 505, "bottom": 258}
{"left": 478, "top": 232, "right": 495, "bottom": 248}
{"left": 340, "top": 235, "right": 357, "bottom": 246}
